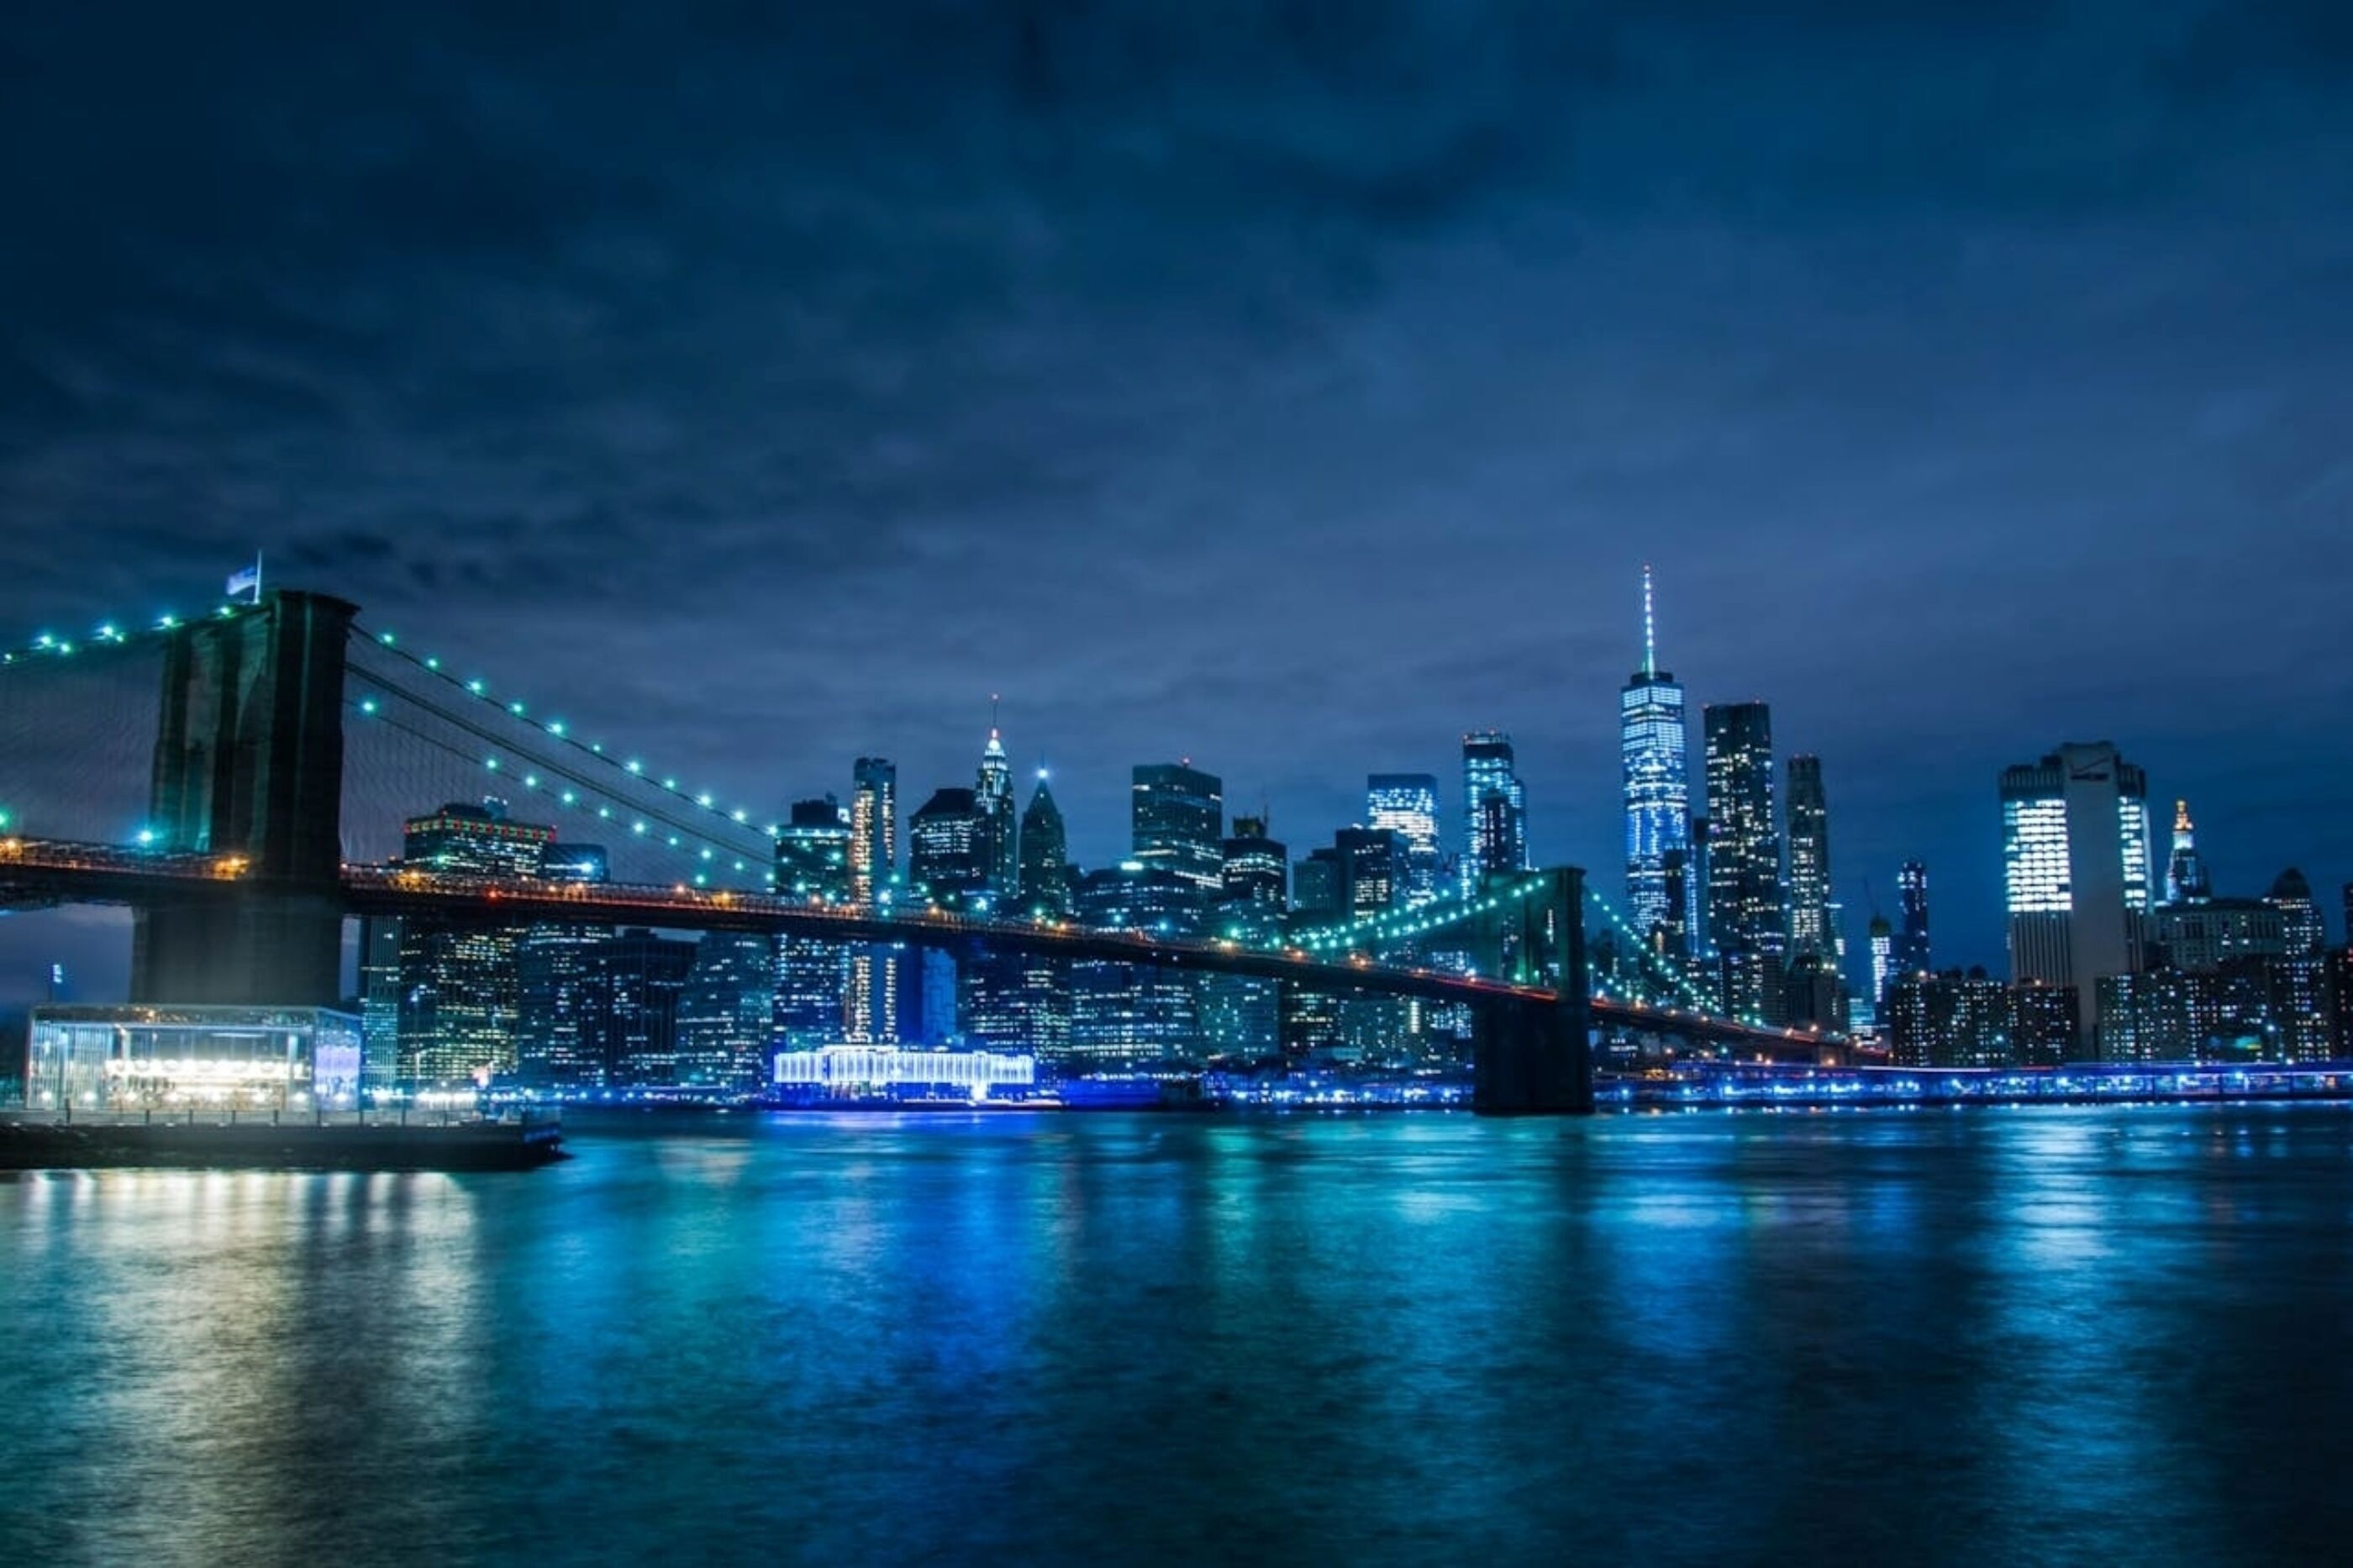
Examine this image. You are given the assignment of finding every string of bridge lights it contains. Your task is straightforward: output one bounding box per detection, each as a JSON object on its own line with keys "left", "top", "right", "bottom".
{"left": 350, "top": 623, "right": 781, "bottom": 843}
{"left": 343, "top": 681, "right": 775, "bottom": 890}
{"left": 0, "top": 602, "right": 257, "bottom": 666}
{"left": 344, "top": 630, "right": 782, "bottom": 890}
{"left": 1291, "top": 873, "right": 1551, "bottom": 954}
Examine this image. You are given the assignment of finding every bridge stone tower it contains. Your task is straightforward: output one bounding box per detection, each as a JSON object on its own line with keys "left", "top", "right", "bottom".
{"left": 1471, "top": 866, "right": 1592, "bottom": 1115}
{"left": 130, "top": 589, "right": 357, "bottom": 1006}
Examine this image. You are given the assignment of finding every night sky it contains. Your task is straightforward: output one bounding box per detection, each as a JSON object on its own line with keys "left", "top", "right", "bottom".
{"left": 4, "top": 2, "right": 2351, "bottom": 992}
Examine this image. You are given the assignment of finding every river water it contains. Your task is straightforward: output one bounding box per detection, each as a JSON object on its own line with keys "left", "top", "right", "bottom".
{"left": 3, "top": 1105, "right": 2350, "bottom": 1565}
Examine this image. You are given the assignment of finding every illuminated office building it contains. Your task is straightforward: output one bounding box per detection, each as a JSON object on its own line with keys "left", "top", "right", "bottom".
{"left": 1887, "top": 970, "right": 2011, "bottom": 1068}
{"left": 676, "top": 930, "right": 775, "bottom": 1092}
{"left": 849, "top": 757, "right": 900, "bottom": 1044}
{"left": 2266, "top": 867, "right": 2329, "bottom": 1061}
{"left": 1867, "top": 915, "right": 1894, "bottom": 1013}
{"left": 1366, "top": 774, "right": 1441, "bottom": 907}
{"left": 1461, "top": 730, "right": 1527, "bottom": 893}
{"left": 1703, "top": 702, "right": 1782, "bottom": 1022}
{"left": 974, "top": 718, "right": 1018, "bottom": 895}
{"left": 395, "top": 799, "right": 552, "bottom": 1084}
{"left": 584, "top": 927, "right": 697, "bottom": 1086}
{"left": 1132, "top": 762, "right": 1224, "bottom": 897}
{"left": 774, "top": 797, "right": 852, "bottom": 1049}
{"left": 850, "top": 758, "right": 898, "bottom": 905}
{"left": 1221, "top": 815, "right": 1288, "bottom": 913}
{"left": 2001, "top": 741, "right": 2151, "bottom": 1035}
{"left": 1785, "top": 755, "right": 1834, "bottom": 961}
{"left": 1334, "top": 827, "right": 1403, "bottom": 918}
{"left": 909, "top": 787, "right": 989, "bottom": 905}
{"left": 516, "top": 840, "right": 611, "bottom": 1090}
{"left": 1204, "top": 814, "right": 1287, "bottom": 1059}
{"left": 1620, "top": 566, "right": 1690, "bottom": 939}
{"left": 2165, "top": 798, "right": 2212, "bottom": 906}
{"left": 1894, "top": 861, "right": 1932, "bottom": 980}
{"left": 1067, "top": 862, "right": 1202, "bottom": 1065}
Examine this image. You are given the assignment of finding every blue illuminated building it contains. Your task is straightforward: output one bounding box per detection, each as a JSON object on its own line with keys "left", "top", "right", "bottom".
{"left": 1460, "top": 730, "right": 1526, "bottom": 893}
{"left": 1366, "top": 773, "right": 1441, "bottom": 907}
{"left": 1621, "top": 566, "right": 1689, "bottom": 941}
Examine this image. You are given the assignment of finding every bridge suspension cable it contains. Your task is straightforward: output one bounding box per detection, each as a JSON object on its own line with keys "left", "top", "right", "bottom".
{"left": 342, "top": 626, "right": 776, "bottom": 887}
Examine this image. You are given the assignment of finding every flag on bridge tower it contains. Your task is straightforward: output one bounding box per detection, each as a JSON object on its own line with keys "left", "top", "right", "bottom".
{"left": 225, "top": 552, "right": 263, "bottom": 602}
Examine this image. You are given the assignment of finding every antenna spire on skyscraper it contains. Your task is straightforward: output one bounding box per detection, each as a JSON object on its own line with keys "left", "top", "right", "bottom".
{"left": 1642, "top": 563, "right": 1658, "bottom": 679}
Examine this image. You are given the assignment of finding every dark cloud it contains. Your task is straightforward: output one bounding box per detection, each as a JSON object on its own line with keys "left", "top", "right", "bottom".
{"left": 3, "top": 0, "right": 2352, "bottom": 1002}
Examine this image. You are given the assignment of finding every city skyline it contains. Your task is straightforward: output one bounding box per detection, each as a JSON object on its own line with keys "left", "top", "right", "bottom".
{"left": 0, "top": 563, "right": 2346, "bottom": 1008}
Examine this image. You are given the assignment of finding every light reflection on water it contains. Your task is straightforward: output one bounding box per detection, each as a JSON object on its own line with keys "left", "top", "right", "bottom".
{"left": 4, "top": 1106, "right": 2351, "bottom": 1565}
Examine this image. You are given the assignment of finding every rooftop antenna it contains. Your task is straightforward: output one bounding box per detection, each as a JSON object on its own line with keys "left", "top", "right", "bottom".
{"left": 1641, "top": 563, "right": 1658, "bottom": 680}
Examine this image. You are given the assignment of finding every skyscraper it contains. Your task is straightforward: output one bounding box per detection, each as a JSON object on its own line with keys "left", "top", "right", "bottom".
{"left": 849, "top": 757, "right": 900, "bottom": 1044}
{"left": 517, "top": 840, "right": 611, "bottom": 1090}
{"left": 583, "top": 927, "right": 697, "bottom": 1086}
{"left": 2266, "top": 867, "right": 2329, "bottom": 1061}
{"left": 1132, "top": 762, "right": 1224, "bottom": 897}
{"left": 2001, "top": 741, "right": 2152, "bottom": 1037}
{"left": 1461, "top": 730, "right": 1527, "bottom": 893}
{"left": 1067, "top": 862, "right": 1202, "bottom": 1066}
{"left": 974, "top": 715, "right": 1017, "bottom": 895}
{"left": 1220, "top": 814, "right": 1288, "bottom": 912}
{"left": 395, "top": 799, "right": 553, "bottom": 1083}
{"left": 1207, "top": 814, "right": 1287, "bottom": 1059}
{"left": 1894, "top": 860, "right": 1932, "bottom": 980}
{"left": 1366, "top": 774, "right": 1441, "bottom": 907}
{"left": 849, "top": 757, "right": 897, "bottom": 906}
{"left": 1334, "top": 827, "right": 1403, "bottom": 918}
{"left": 1621, "top": 566, "right": 1689, "bottom": 939}
{"left": 1866, "top": 914, "right": 1894, "bottom": 1013}
{"left": 908, "top": 787, "right": 988, "bottom": 904}
{"left": 773, "top": 797, "right": 853, "bottom": 1049}
{"left": 1017, "top": 771, "right": 1071, "bottom": 917}
{"left": 2165, "top": 798, "right": 2212, "bottom": 905}
{"left": 1703, "top": 702, "right": 1782, "bottom": 1021}
{"left": 1785, "top": 755, "right": 1834, "bottom": 960}
{"left": 675, "top": 931, "right": 775, "bottom": 1092}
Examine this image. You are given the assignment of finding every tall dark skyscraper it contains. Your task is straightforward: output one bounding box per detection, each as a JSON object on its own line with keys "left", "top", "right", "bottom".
{"left": 908, "top": 787, "right": 987, "bottom": 902}
{"left": 1785, "top": 755, "right": 1833, "bottom": 960}
{"left": 1017, "top": 771, "right": 1071, "bottom": 917}
{"left": 517, "top": 839, "right": 611, "bottom": 1090}
{"left": 675, "top": 931, "right": 775, "bottom": 1092}
{"left": 1895, "top": 860, "right": 1932, "bottom": 980}
{"left": 1366, "top": 774, "right": 1441, "bottom": 907}
{"left": 1334, "top": 827, "right": 1403, "bottom": 918}
{"left": 1703, "top": 703, "right": 1782, "bottom": 1021}
{"left": 1460, "top": 730, "right": 1527, "bottom": 893}
{"left": 1621, "top": 566, "right": 1690, "bottom": 939}
{"left": 1132, "top": 762, "right": 1224, "bottom": 897}
{"left": 583, "top": 927, "right": 697, "bottom": 1086}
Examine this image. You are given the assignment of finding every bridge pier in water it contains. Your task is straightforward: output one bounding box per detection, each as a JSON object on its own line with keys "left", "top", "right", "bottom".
{"left": 1471, "top": 867, "right": 1593, "bottom": 1115}
{"left": 130, "top": 590, "right": 358, "bottom": 1007}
